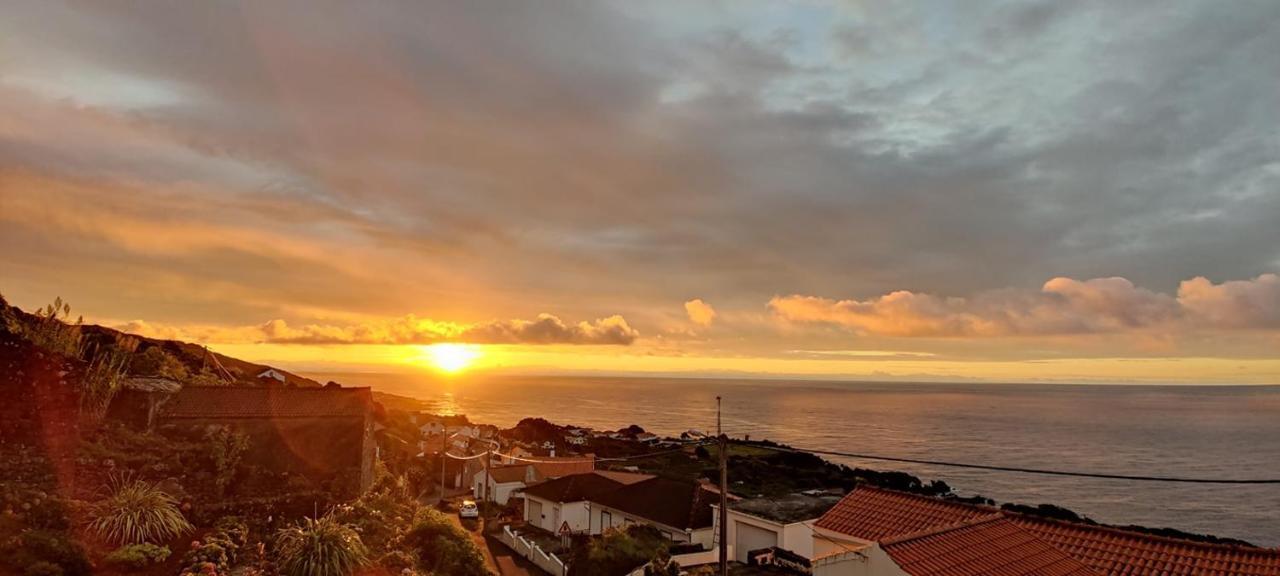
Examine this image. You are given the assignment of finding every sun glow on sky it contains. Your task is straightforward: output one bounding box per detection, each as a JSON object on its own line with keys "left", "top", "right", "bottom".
{"left": 423, "top": 343, "right": 481, "bottom": 374}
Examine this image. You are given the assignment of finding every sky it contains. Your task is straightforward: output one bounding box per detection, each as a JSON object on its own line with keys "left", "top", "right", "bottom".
{"left": 1, "top": 1, "right": 1278, "bottom": 383}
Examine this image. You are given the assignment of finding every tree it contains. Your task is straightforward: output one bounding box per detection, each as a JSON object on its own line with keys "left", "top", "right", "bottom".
{"left": 643, "top": 549, "right": 681, "bottom": 576}
{"left": 400, "top": 508, "right": 488, "bottom": 576}
{"left": 129, "top": 346, "right": 189, "bottom": 380}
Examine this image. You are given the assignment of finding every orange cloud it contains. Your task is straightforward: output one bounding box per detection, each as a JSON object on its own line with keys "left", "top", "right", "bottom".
{"left": 770, "top": 275, "right": 1276, "bottom": 337}
{"left": 116, "top": 312, "right": 638, "bottom": 346}
{"left": 1177, "top": 274, "right": 1280, "bottom": 329}
{"left": 684, "top": 299, "right": 717, "bottom": 326}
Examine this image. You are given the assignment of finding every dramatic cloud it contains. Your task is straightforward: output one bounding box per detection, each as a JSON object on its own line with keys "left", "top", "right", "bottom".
{"left": 2, "top": 2, "right": 1278, "bottom": 377}
{"left": 118, "top": 313, "right": 639, "bottom": 346}
{"left": 770, "top": 276, "right": 1277, "bottom": 337}
{"left": 684, "top": 299, "right": 717, "bottom": 326}
{"left": 1178, "top": 274, "right": 1280, "bottom": 329}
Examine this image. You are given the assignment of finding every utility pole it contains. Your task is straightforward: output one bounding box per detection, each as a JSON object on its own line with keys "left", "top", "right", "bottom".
{"left": 717, "top": 396, "right": 728, "bottom": 576}
{"left": 482, "top": 447, "right": 491, "bottom": 530}
{"left": 440, "top": 451, "right": 446, "bottom": 506}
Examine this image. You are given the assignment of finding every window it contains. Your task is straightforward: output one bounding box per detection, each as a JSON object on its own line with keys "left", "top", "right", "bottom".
{"left": 601, "top": 511, "right": 612, "bottom": 528}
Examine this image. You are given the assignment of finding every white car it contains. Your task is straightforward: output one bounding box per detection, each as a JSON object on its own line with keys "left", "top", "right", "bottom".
{"left": 458, "top": 500, "right": 479, "bottom": 519}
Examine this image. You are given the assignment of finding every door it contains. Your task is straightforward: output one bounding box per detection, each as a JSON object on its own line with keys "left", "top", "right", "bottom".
{"left": 529, "top": 499, "right": 544, "bottom": 529}
{"left": 735, "top": 521, "right": 778, "bottom": 563}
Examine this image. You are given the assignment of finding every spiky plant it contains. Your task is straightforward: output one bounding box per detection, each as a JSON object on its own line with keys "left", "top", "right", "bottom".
{"left": 89, "top": 477, "right": 192, "bottom": 545}
{"left": 274, "top": 515, "right": 368, "bottom": 576}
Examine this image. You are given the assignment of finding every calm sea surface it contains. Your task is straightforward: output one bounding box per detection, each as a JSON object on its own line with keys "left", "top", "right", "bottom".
{"left": 308, "top": 373, "right": 1280, "bottom": 546}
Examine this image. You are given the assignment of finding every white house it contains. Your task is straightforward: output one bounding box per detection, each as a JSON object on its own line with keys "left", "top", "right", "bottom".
{"left": 473, "top": 465, "right": 537, "bottom": 505}
{"left": 521, "top": 471, "right": 652, "bottom": 534}
{"left": 566, "top": 435, "right": 588, "bottom": 446}
{"left": 710, "top": 492, "right": 841, "bottom": 563}
{"left": 586, "top": 477, "right": 718, "bottom": 547}
{"left": 256, "top": 368, "right": 287, "bottom": 384}
{"left": 419, "top": 421, "right": 445, "bottom": 436}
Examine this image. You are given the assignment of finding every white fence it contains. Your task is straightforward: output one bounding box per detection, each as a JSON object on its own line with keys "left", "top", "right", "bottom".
{"left": 499, "top": 525, "right": 568, "bottom": 575}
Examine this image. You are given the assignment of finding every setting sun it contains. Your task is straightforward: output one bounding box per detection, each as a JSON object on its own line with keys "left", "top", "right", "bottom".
{"left": 425, "top": 343, "right": 481, "bottom": 374}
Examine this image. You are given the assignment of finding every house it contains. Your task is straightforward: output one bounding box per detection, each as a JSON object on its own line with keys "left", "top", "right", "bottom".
{"left": 522, "top": 471, "right": 653, "bottom": 534}
{"left": 255, "top": 368, "right": 288, "bottom": 385}
{"left": 809, "top": 485, "right": 1280, "bottom": 576}
{"left": 107, "top": 377, "right": 184, "bottom": 429}
{"left": 157, "top": 386, "right": 377, "bottom": 494}
{"left": 634, "top": 432, "right": 659, "bottom": 444}
{"left": 473, "top": 455, "right": 598, "bottom": 505}
{"left": 711, "top": 492, "right": 842, "bottom": 563}
{"left": 566, "top": 435, "right": 588, "bottom": 446}
{"left": 502, "top": 445, "right": 536, "bottom": 465}
{"left": 474, "top": 465, "right": 538, "bottom": 505}
{"left": 587, "top": 477, "right": 719, "bottom": 546}
{"left": 418, "top": 420, "right": 445, "bottom": 436}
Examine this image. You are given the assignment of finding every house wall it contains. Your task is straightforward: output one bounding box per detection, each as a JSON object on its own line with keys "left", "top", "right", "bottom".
{"left": 524, "top": 496, "right": 591, "bottom": 533}
{"left": 811, "top": 526, "right": 873, "bottom": 561}
{"left": 161, "top": 415, "right": 373, "bottom": 495}
{"left": 473, "top": 470, "right": 526, "bottom": 505}
{"left": 588, "top": 504, "right": 713, "bottom": 547}
{"left": 713, "top": 507, "right": 819, "bottom": 562}
{"left": 812, "top": 544, "right": 907, "bottom": 576}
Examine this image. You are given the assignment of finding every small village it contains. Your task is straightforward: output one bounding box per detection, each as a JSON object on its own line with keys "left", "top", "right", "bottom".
{"left": 3, "top": 296, "right": 1280, "bottom": 576}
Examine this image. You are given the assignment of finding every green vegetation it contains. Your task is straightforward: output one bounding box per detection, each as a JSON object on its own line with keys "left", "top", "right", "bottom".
{"left": 23, "top": 297, "right": 84, "bottom": 358}
{"left": 129, "top": 345, "right": 190, "bottom": 380}
{"left": 104, "top": 542, "right": 171, "bottom": 568}
{"left": 643, "top": 548, "right": 682, "bottom": 576}
{"left": 399, "top": 508, "right": 488, "bottom": 576}
{"left": 206, "top": 425, "right": 250, "bottom": 497}
{"left": 568, "top": 525, "right": 671, "bottom": 576}
{"left": 88, "top": 476, "right": 192, "bottom": 545}
{"left": 178, "top": 517, "right": 251, "bottom": 576}
{"left": 273, "top": 515, "right": 368, "bottom": 576}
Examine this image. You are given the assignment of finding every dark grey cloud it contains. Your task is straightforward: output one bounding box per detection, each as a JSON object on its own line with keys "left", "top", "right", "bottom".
{"left": 1, "top": 0, "right": 1277, "bottom": 352}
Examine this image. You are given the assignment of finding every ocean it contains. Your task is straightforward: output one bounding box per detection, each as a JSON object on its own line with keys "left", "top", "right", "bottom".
{"left": 308, "top": 373, "right": 1280, "bottom": 546}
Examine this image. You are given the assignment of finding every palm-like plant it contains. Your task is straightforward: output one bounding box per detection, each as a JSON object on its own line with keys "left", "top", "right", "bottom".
{"left": 89, "top": 478, "right": 192, "bottom": 545}
{"left": 274, "top": 515, "right": 368, "bottom": 576}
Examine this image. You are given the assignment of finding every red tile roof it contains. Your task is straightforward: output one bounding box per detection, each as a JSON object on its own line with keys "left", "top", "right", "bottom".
{"left": 814, "top": 485, "right": 993, "bottom": 541}
{"left": 530, "top": 455, "right": 595, "bottom": 478}
{"left": 882, "top": 514, "right": 1100, "bottom": 576}
{"left": 161, "top": 386, "right": 373, "bottom": 419}
{"left": 816, "top": 485, "right": 1280, "bottom": 576}
{"left": 488, "top": 465, "right": 533, "bottom": 484}
{"left": 1010, "top": 515, "right": 1280, "bottom": 576}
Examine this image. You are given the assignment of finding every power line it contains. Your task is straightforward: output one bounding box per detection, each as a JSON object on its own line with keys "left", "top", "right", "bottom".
{"left": 738, "top": 441, "right": 1280, "bottom": 484}
{"left": 444, "top": 441, "right": 711, "bottom": 464}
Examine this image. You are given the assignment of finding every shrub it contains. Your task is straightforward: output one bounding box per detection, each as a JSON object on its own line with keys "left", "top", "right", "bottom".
{"left": 105, "top": 543, "right": 172, "bottom": 569}
{"left": 205, "top": 426, "right": 249, "bottom": 497}
{"left": 569, "top": 525, "right": 669, "bottom": 576}
{"left": 89, "top": 477, "right": 192, "bottom": 545}
{"left": 24, "top": 561, "right": 63, "bottom": 576}
{"left": 274, "top": 515, "right": 368, "bottom": 576}
{"left": 400, "top": 509, "right": 487, "bottom": 576}
{"left": 78, "top": 334, "right": 138, "bottom": 421}
{"left": 179, "top": 516, "right": 249, "bottom": 574}
{"left": 22, "top": 297, "right": 84, "bottom": 358}
{"left": 129, "top": 346, "right": 189, "bottom": 380}
{"left": 2, "top": 530, "right": 92, "bottom": 576}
